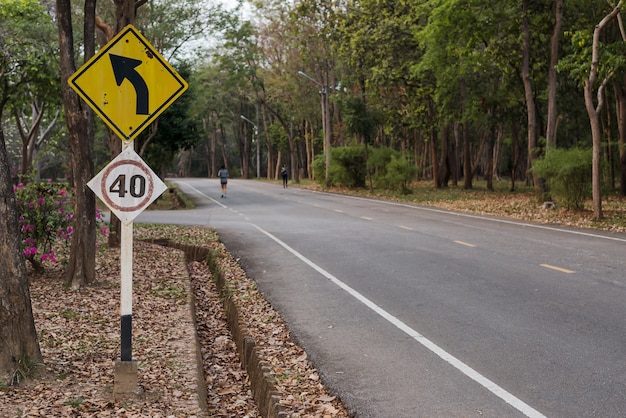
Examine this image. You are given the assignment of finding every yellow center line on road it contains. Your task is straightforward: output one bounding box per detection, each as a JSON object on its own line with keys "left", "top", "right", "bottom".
{"left": 334, "top": 209, "right": 344, "bottom": 213}
{"left": 540, "top": 264, "right": 575, "bottom": 274}
{"left": 361, "top": 216, "right": 373, "bottom": 221}
{"left": 399, "top": 225, "right": 414, "bottom": 231}
{"left": 454, "top": 240, "right": 476, "bottom": 248}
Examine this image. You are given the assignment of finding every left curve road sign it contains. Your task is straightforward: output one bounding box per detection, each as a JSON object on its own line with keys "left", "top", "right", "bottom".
{"left": 69, "top": 25, "right": 188, "bottom": 142}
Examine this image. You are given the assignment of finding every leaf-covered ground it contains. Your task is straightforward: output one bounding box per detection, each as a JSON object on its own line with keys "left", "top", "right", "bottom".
{"left": 0, "top": 225, "right": 350, "bottom": 417}
{"left": 300, "top": 180, "right": 626, "bottom": 233}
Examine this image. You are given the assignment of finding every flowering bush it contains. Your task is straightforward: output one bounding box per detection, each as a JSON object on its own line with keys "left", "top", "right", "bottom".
{"left": 14, "top": 178, "right": 75, "bottom": 272}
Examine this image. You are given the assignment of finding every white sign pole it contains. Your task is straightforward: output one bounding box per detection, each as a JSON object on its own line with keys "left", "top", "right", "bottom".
{"left": 120, "top": 141, "right": 134, "bottom": 362}
{"left": 120, "top": 191, "right": 133, "bottom": 361}
{"left": 113, "top": 142, "right": 141, "bottom": 394}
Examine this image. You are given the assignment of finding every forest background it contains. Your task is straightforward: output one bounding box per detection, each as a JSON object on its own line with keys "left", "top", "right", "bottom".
{"left": 2, "top": 0, "right": 626, "bottom": 387}
{"left": 4, "top": 0, "right": 626, "bottom": 216}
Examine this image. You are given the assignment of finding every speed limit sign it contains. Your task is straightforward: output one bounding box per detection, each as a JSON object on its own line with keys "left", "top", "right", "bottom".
{"left": 88, "top": 147, "right": 167, "bottom": 224}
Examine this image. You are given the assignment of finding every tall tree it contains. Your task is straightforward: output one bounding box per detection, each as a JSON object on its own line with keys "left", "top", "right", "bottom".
{"left": 521, "top": 0, "right": 542, "bottom": 195}
{"left": 545, "top": 0, "right": 564, "bottom": 148}
{"left": 583, "top": 1, "right": 623, "bottom": 219}
{"left": 0, "top": 0, "right": 46, "bottom": 385}
{"left": 57, "top": 0, "right": 97, "bottom": 289}
{"left": 0, "top": 114, "right": 41, "bottom": 387}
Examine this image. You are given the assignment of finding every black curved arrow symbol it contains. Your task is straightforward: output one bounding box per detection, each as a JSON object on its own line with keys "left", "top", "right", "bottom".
{"left": 109, "top": 54, "right": 149, "bottom": 115}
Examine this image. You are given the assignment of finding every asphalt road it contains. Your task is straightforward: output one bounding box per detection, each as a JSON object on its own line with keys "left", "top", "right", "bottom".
{"left": 137, "top": 178, "right": 626, "bottom": 418}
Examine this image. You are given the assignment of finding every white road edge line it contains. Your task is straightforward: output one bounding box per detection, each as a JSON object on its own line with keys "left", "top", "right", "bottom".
{"left": 253, "top": 223, "right": 547, "bottom": 418}
{"left": 308, "top": 189, "right": 626, "bottom": 243}
{"left": 177, "top": 181, "right": 227, "bottom": 208}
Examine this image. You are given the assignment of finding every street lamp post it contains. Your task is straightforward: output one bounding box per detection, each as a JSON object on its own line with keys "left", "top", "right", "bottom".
{"left": 241, "top": 115, "right": 260, "bottom": 178}
{"left": 298, "top": 70, "right": 331, "bottom": 187}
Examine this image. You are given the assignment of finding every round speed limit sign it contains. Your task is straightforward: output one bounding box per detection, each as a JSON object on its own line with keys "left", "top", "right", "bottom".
{"left": 88, "top": 147, "right": 167, "bottom": 224}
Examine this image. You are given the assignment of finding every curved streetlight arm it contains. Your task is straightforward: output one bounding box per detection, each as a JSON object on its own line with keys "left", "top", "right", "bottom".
{"left": 240, "top": 115, "right": 258, "bottom": 134}
{"left": 298, "top": 70, "right": 324, "bottom": 89}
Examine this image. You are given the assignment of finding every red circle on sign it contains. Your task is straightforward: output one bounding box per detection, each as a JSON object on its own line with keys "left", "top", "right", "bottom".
{"left": 100, "top": 159, "right": 155, "bottom": 212}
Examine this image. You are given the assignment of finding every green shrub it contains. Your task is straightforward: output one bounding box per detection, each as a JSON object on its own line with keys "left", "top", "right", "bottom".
{"left": 367, "top": 146, "right": 401, "bottom": 188}
{"left": 532, "top": 147, "right": 592, "bottom": 210}
{"left": 385, "top": 155, "right": 417, "bottom": 193}
{"left": 312, "top": 153, "right": 327, "bottom": 185}
{"left": 313, "top": 146, "right": 367, "bottom": 188}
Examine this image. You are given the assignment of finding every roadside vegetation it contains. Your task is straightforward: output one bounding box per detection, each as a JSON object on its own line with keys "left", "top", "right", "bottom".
{"left": 295, "top": 179, "right": 626, "bottom": 234}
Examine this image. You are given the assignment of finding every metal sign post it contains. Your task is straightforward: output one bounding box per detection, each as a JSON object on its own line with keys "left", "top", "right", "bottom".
{"left": 70, "top": 24, "right": 188, "bottom": 395}
{"left": 87, "top": 145, "right": 167, "bottom": 393}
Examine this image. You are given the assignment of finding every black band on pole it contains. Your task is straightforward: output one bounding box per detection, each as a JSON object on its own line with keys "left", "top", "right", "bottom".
{"left": 121, "top": 314, "right": 132, "bottom": 361}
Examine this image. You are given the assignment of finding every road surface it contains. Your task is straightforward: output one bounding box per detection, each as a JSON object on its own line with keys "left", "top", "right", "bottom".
{"left": 137, "top": 178, "right": 626, "bottom": 418}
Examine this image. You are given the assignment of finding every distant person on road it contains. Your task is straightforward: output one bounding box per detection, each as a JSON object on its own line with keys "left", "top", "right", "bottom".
{"left": 218, "top": 165, "right": 228, "bottom": 198}
{"left": 280, "top": 164, "right": 288, "bottom": 188}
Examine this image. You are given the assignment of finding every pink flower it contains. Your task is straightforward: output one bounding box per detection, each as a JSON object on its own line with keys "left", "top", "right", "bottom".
{"left": 67, "top": 226, "right": 73, "bottom": 234}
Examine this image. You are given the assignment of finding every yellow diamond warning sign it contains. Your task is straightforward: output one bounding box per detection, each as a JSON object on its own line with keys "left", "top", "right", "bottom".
{"left": 69, "top": 25, "right": 188, "bottom": 142}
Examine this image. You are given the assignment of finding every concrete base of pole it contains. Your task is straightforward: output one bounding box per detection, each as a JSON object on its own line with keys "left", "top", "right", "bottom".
{"left": 114, "top": 360, "right": 138, "bottom": 395}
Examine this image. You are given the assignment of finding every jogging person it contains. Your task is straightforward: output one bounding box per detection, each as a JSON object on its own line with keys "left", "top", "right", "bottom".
{"left": 280, "top": 164, "right": 288, "bottom": 188}
{"left": 218, "top": 165, "right": 228, "bottom": 198}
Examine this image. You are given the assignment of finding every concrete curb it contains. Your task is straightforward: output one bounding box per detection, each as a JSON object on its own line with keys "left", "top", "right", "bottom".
{"left": 148, "top": 239, "right": 286, "bottom": 417}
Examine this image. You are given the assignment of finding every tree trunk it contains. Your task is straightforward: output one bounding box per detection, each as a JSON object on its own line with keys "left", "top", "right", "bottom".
{"left": 107, "top": 131, "right": 122, "bottom": 248}
{"left": 57, "top": 0, "right": 97, "bottom": 289}
{"left": 289, "top": 117, "right": 299, "bottom": 184}
{"left": 462, "top": 121, "right": 472, "bottom": 189}
{"left": 430, "top": 127, "right": 439, "bottom": 188}
{"left": 510, "top": 119, "right": 521, "bottom": 191}
{"left": 485, "top": 125, "right": 497, "bottom": 191}
{"left": 460, "top": 79, "right": 472, "bottom": 189}
{"left": 585, "top": 80, "right": 604, "bottom": 219}
{"left": 545, "top": 0, "right": 563, "bottom": 148}
{"left": 0, "top": 121, "right": 43, "bottom": 385}
{"left": 452, "top": 123, "right": 460, "bottom": 186}
{"left": 614, "top": 79, "right": 626, "bottom": 197}
{"left": 305, "top": 119, "right": 313, "bottom": 180}
{"left": 103, "top": 0, "right": 141, "bottom": 248}
{"left": 522, "top": 0, "right": 542, "bottom": 196}
{"left": 583, "top": 1, "right": 622, "bottom": 219}
{"left": 438, "top": 123, "right": 450, "bottom": 188}
{"left": 15, "top": 102, "right": 45, "bottom": 176}
{"left": 115, "top": 0, "right": 136, "bottom": 30}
